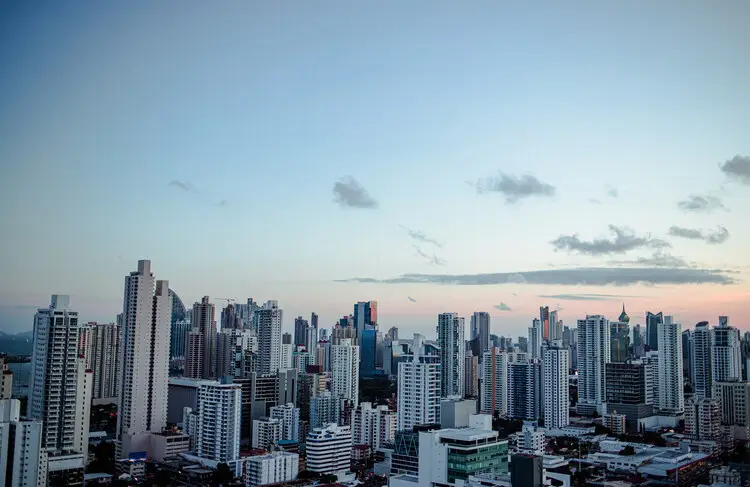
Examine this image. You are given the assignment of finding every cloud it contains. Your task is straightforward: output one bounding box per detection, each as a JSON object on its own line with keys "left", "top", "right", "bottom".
{"left": 494, "top": 303, "right": 512, "bottom": 311}
{"left": 606, "top": 186, "right": 619, "bottom": 198}
{"left": 539, "top": 293, "right": 638, "bottom": 301}
{"left": 475, "top": 173, "right": 556, "bottom": 203}
{"left": 551, "top": 225, "right": 669, "bottom": 256}
{"left": 400, "top": 226, "right": 442, "bottom": 248}
{"left": 169, "top": 180, "right": 194, "bottom": 192}
{"left": 414, "top": 246, "right": 446, "bottom": 266}
{"left": 677, "top": 194, "right": 726, "bottom": 213}
{"left": 407, "top": 296, "right": 417, "bottom": 303}
{"left": 719, "top": 155, "right": 750, "bottom": 185}
{"left": 609, "top": 251, "right": 691, "bottom": 268}
{"left": 336, "top": 266, "right": 736, "bottom": 286}
{"left": 668, "top": 226, "right": 730, "bottom": 245}
{"left": 169, "top": 180, "right": 227, "bottom": 207}
{"left": 332, "top": 176, "right": 378, "bottom": 209}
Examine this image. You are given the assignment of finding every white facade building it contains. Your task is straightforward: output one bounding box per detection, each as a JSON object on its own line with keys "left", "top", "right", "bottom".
{"left": 245, "top": 451, "right": 299, "bottom": 486}
{"left": 352, "top": 402, "right": 396, "bottom": 449}
{"left": 657, "top": 316, "right": 684, "bottom": 415}
{"left": 255, "top": 301, "right": 282, "bottom": 374}
{"left": 117, "top": 260, "right": 172, "bottom": 457}
{"left": 528, "top": 319, "right": 542, "bottom": 360}
{"left": 331, "top": 338, "right": 360, "bottom": 407}
{"left": 86, "top": 321, "right": 120, "bottom": 401}
{"left": 397, "top": 334, "right": 441, "bottom": 431}
{"left": 194, "top": 381, "right": 242, "bottom": 462}
{"left": 270, "top": 403, "right": 300, "bottom": 442}
{"left": 711, "top": 317, "right": 742, "bottom": 383}
{"left": 280, "top": 343, "right": 294, "bottom": 370}
{"left": 74, "top": 360, "right": 93, "bottom": 460}
{"left": 576, "top": 315, "right": 611, "bottom": 415}
{"left": 684, "top": 397, "right": 721, "bottom": 441}
{"left": 253, "top": 417, "right": 282, "bottom": 451}
{"left": 0, "top": 399, "right": 47, "bottom": 487}
{"left": 543, "top": 344, "right": 569, "bottom": 429}
{"left": 480, "top": 348, "right": 508, "bottom": 416}
{"left": 438, "top": 313, "right": 465, "bottom": 398}
{"left": 306, "top": 423, "right": 352, "bottom": 474}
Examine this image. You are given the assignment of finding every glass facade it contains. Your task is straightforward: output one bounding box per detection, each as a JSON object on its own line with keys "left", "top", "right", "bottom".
{"left": 446, "top": 441, "right": 508, "bottom": 481}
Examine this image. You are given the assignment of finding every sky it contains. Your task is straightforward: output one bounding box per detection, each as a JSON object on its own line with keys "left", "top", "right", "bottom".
{"left": 1, "top": 1, "right": 749, "bottom": 337}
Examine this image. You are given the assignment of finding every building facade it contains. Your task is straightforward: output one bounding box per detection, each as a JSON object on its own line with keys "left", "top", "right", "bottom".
{"left": 438, "top": 313, "right": 465, "bottom": 398}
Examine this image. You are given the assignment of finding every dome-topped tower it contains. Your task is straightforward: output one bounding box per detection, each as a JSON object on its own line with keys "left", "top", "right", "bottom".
{"left": 618, "top": 303, "right": 630, "bottom": 324}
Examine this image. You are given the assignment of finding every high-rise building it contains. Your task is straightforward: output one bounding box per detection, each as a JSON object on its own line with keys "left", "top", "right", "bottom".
{"left": 543, "top": 344, "right": 569, "bottom": 428}
{"left": 713, "top": 380, "right": 750, "bottom": 441}
{"left": 682, "top": 329, "right": 693, "bottom": 388}
{"left": 117, "top": 260, "right": 172, "bottom": 457}
{"left": 397, "top": 334, "right": 441, "bottom": 431}
{"left": 85, "top": 321, "right": 120, "bottom": 402}
{"left": 464, "top": 354, "right": 479, "bottom": 398}
{"left": 244, "top": 451, "right": 299, "bottom": 486}
{"left": 480, "top": 347, "right": 508, "bottom": 416}
{"left": 540, "top": 306, "right": 550, "bottom": 341}
{"left": 657, "top": 316, "right": 684, "bottom": 415}
{"left": 306, "top": 423, "right": 353, "bottom": 474}
{"left": 605, "top": 361, "right": 654, "bottom": 433}
{"left": 252, "top": 417, "right": 282, "bottom": 451}
{"left": 187, "top": 381, "right": 242, "bottom": 462}
{"left": 632, "top": 324, "right": 645, "bottom": 357}
{"left": 0, "top": 399, "right": 47, "bottom": 487}
{"left": 184, "top": 329, "right": 204, "bottom": 379}
{"left": 309, "top": 313, "right": 319, "bottom": 351}
{"left": 685, "top": 397, "right": 721, "bottom": 441}
{"left": 438, "top": 313, "right": 465, "bottom": 398}
{"left": 191, "top": 296, "right": 216, "bottom": 379}
{"left": 294, "top": 317, "right": 308, "bottom": 348}
{"left": 280, "top": 343, "right": 293, "bottom": 370}
{"left": 221, "top": 303, "right": 242, "bottom": 330}
{"left": 360, "top": 328, "right": 378, "bottom": 376}
{"left": 470, "top": 312, "right": 491, "bottom": 354}
{"left": 711, "top": 317, "right": 742, "bottom": 383}
{"left": 309, "top": 391, "right": 342, "bottom": 429}
{"left": 576, "top": 315, "right": 611, "bottom": 415}
{"left": 352, "top": 402, "right": 396, "bottom": 449}
{"left": 528, "top": 319, "right": 542, "bottom": 360}
{"left": 270, "top": 403, "right": 300, "bottom": 442}
{"left": 692, "top": 322, "right": 712, "bottom": 398}
{"left": 331, "top": 338, "right": 360, "bottom": 407}
{"left": 645, "top": 311, "right": 663, "bottom": 351}
{"left": 255, "top": 301, "right": 282, "bottom": 374}
{"left": 508, "top": 359, "right": 541, "bottom": 421}
{"left": 611, "top": 307, "right": 630, "bottom": 363}
{"left": 353, "top": 301, "right": 377, "bottom": 344}
{"left": 215, "top": 328, "right": 256, "bottom": 378}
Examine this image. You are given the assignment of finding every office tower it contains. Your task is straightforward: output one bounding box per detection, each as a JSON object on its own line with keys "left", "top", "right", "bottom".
{"left": 539, "top": 306, "right": 550, "bottom": 340}
{"left": 605, "top": 362, "right": 654, "bottom": 433}
{"left": 470, "top": 312, "right": 491, "bottom": 354}
{"left": 170, "top": 320, "right": 191, "bottom": 361}
{"left": 480, "top": 347, "right": 508, "bottom": 416}
{"left": 306, "top": 423, "right": 353, "bottom": 475}
{"left": 309, "top": 313, "right": 319, "bottom": 351}
{"left": 549, "top": 309, "right": 563, "bottom": 341}
{"left": 712, "top": 316, "right": 742, "bottom": 383}
{"left": 255, "top": 301, "right": 283, "bottom": 374}
{"left": 353, "top": 301, "right": 377, "bottom": 344}
{"left": 0, "top": 357, "right": 12, "bottom": 399}
{"left": 85, "top": 322, "right": 120, "bottom": 402}
{"left": 713, "top": 381, "right": 750, "bottom": 440}
{"left": 685, "top": 397, "right": 721, "bottom": 441}
{"left": 611, "top": 307, "right": 630, "bottom": 363}
{"left": 117, "top": 260, "right": 171, "bottom": 457}
{"left": 510, "top": 454, "right": 543, "bottom": 487}
{"left": 190, "top": 296, "right": 217, "bottom": 379}
{"left": 645, "top": 311, "right": 663, "bottom": 351}
{"left": 294, "top": 317, "right": 308, "bottom": 347}
{"left": 331, "top": 339, "right": 359, "bottom": 407}
{"left": 742, "top": 331, "right": 750, "bottom": 381}
{"left": 253, "top": 417, "right": 282, "bottom": 451}
{"left": 543, "top": 344, "right": 569, "bottom": 428}
{"left": 438, "top": 313, "right": 465, "bottom": 398}
{"left": 184, "top": 328, "right": 205, "bottom": 379}
{"left": 508, "top": 360, "right": 541, "bottom": 421}
{"left": 215, "top": 328, "right": 255, "bottom": 378}
{"left": 281, "top": 333, "right": 291, "bottom": 345}
{"left": 221, "top": 303, "right": 242, "bottom": 330}
{"left": 465, "top": 354, "right": 479, "bottom": 397}
{"left": 190, "top": 381, "right": 242, "bottom": 462}
{"left": 360, "top": 328, "right": 378, "bottom": 376}
{"left": 682, "top": 329, "right": 693, "bottom": 388}
{"left": 632, "top": 324, "right": 645, "bottom": 358}
{"left": 528, "top": 319, "right": 542, "bottom": 360}
{"left": 352, "top": 402, "right": 396, "bottom": 449}
{"left": 298, "top": 370, "right": 326, "bottom": 424}
{"left": 270, "top": 403, "right": 300, "bottom": 442}
{"left": 245, "top": 451, "right": 299, "bottom": 486}
{"left": 692, "top": 322, "right": 712, "bottom": 398}
{"left": 0, "top": 399, "right": 46, "bottom": 487}
{"left": 397, "top": 334, "right": 441, "bottom": 431}
{"left": 657, "top": 316, "right": 684, "bottom": 415}
{"left": 576, "top": 315, "right": 611, "bottom": 415}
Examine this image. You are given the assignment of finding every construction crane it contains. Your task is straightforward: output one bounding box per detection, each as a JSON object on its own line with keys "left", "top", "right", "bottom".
{"left": 214, "top": 297, "right": 236, "bottom": 305}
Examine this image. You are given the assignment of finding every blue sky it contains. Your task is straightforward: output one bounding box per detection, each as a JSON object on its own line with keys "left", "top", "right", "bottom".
{"left": 1, "top": 1, "right": 749, "bottom": 336}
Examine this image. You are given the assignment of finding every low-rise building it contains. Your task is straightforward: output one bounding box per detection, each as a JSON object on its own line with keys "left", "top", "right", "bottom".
{"left": 244, "top": 451, "right": 299, "bottom": 486}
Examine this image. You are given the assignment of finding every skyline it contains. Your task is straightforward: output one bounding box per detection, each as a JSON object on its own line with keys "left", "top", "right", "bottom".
{"left": 1, "top": 2, "right": 749, "bottom": 335}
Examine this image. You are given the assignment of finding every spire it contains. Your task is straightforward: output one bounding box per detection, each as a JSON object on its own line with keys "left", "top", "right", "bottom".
{"left": 618, "top": 303, "right": 630, "bottom": 324}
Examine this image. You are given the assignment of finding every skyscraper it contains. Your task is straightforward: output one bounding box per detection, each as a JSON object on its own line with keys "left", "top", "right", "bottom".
{"left": 117, "top": 260, "right": 172, "bottom": 457}
{"left": 632, "top": 324, "right": 645, "bottom": 358}
{"left": 543, "top": 343, "right": 569, "bottom": 428}
{"left": 508, "top": 359, "right": 541, "bottom": 421}
{"left": 480, "top": 347, "right": 508, "bottom": 416}
{"left": 86, "top": 321, "right": 121, "bottom": 402}
{"left": 577, "top": 315, "right": 611, "bottom": 415}
{"left": 397, "top": 334, "right": 441, "bottom": 431}
{"left": 294, "top": 316, "right": 308, "bottom": 348}
{"left": 711, "top": 316, "right": 741, "bottom": 383}
{"left": 528, "top": 319, "right": 542, "bottom": 360}
{"left": 255, "top": 300, "right": 282, "bottom": 374}
{"left": 657, "top": 316, "right": 684, "bottom": 415}
{"left": 331, "top": 338, "right": 360, "bottom": 407}
{"left": 692, "top": 322, "right": 712, "bottom": 398}
{"left": 189, "top": 381, "right": 242, "bottom": 463}
{"left": 438, "top": 313, "right": 465, "bottom": 398}
{"left": 352, "top": 402, "right": 396, "bottom": 449}
{"left": 353, "top": 301, "right": 377, "bottom": 344}
{"left": 645, "top": 311, "right": 663, "bottom": 351}
{"left": 191, "top": 296, "right": 217, "bottom": 379}
{"left": 470, "top": 312, "right": 491, "bottom": 354}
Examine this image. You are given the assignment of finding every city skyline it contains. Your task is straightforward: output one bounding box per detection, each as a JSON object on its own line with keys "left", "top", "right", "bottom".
{"left": 2, "top": 2, "right": 750, "bottom": 335}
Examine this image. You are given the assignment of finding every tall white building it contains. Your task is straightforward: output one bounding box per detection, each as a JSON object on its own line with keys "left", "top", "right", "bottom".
{"left": 711, "top": 317, "right": 741, "bottom": 383}
{"left": 253, "top": 417, "right": 282, "bottom": 451}
{"left": 543, "top": 344, "right": 569, "bottom": 429}
{"left": 397, "top": 334, "right": 441, "bottom": 431}
{"left": 74, "top": 360, "right": 93, "bottom": 460}
{"left": 85, "top": 322, "right": 120, "bottom": 402}
{"left": 194, "top": 381, "right": 242, "bottom": 462}
{"left": 255, "top": 301, "right": 282, "bottom": 374}
{"left": 684, "top": 397, "right": 721, "bottom": 441}
{"left": 692, "top": 322, "right": 712, "bottom": 398}
{"left": 528, "top": 319, "right": 542, "bottom": 360}
{"left": 117, "top": 260, "right": 172, "bottom": 457}
{"left": 331, "top": 338, "right": 360, "bottom": 407}
{"left": 280, "top": 343, "right": 294, "bottom": 370}
{"left": 306, "top": 423, "right": 352, "bottom": 474}
{"left": 438, "top": 313, "right": 465, "bottom": 398}
{"left": 657, "top": 316, "right": 684, "bottom": 415}
{"left": 28, "top": 295, "right": 90, "bottom": 456}
{"left": 245, "top": 451, "right": 299, "bottom": 486}
{"left": 576, "top": 315, "right": 611, "bottom": 415}
{"left": 480, "top": 347, "right": 508, "bottom": 416}
{"left": 352, "top": 402, "right": 396, "bottom": 449}
{"left": 0, "top": 399, "right": 47, "bottom": 487}
{"left": 470, "top": 312, "right": 491, "bottom": 354}
{"left": 270, "top": 403, "right": 300, "bottom": 442}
